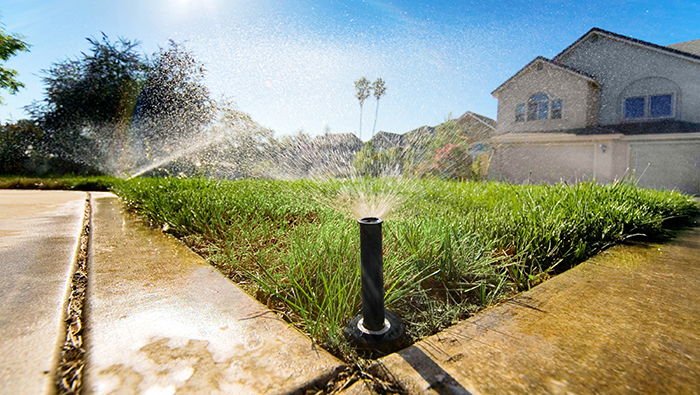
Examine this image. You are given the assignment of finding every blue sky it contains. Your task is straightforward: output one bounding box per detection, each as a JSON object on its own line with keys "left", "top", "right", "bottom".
{"left": 1, "top": 0, "right": 699, "bottom": 139}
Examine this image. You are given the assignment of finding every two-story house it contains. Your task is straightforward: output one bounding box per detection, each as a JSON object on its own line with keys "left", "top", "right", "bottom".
{"left": 489, "top": 28, "right": 700, "bottom": 195}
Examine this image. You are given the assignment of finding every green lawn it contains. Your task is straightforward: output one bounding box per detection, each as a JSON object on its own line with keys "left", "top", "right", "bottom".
{"left": 112, "top": 177, "right": 699, "bottom": 360}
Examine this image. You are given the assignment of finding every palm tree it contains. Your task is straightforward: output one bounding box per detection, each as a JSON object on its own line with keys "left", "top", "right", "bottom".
{"left": 371, "top": 78, "right": 386, "bottom": 138}
{"left": 354, "top": 77, "right": 371, "bottom": 139}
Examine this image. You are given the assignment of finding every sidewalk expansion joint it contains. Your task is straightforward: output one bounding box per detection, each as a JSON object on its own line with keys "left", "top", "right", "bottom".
{"left": 308, "top": 364, "right": 408, "bottom": 395}
{"left": 55, "top": 193, "right": 91, "bottom": 395}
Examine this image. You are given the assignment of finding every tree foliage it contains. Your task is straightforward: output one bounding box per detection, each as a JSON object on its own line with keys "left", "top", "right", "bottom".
{"left": 34, "top": 34, "right": 146, "bottom": 130}
{"left": 135, "top": 40, "right": 214, "bottom": 155}
{"left": 352, "top": 141, "right": 403, "bottom": 177}
{"left": 24, "top": 35, "right": 213, "bottom": 175}
{"left": 0, "top": 19, "right": 30, "bottom": 104}
{"left": 0, "top": 120, "right": 47, "bottom": 175}
{"left": 353, "top": 113, "right": 482, "bottom": 180}
{"left": 208, "top": 101, "right": 274, "bottom": 178}
{"left": 402, "top": 115, "right": 476, "bottom": 178}
{"left": 434, "top": 143, "right": 474, "bottom": 180}
{"left": 26, "top": 34, "right": 147, "bottom": 174}
{"left": 354, "top": 77, "right": 387, "bottom": 140}
{"left": 141, "top": 99, "right": 279, "bottom": 179}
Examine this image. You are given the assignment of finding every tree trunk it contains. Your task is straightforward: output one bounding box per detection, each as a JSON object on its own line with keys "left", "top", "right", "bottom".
{"left": 372, "top": 99, "right": 380, "bottom": 138}
{"left": 359, "top": 105, "right": 364, "bottom": 140}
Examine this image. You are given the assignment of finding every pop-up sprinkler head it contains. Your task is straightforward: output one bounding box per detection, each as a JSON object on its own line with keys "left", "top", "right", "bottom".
{"left": 344, "top": 217, "right": 404, "bottom": 355}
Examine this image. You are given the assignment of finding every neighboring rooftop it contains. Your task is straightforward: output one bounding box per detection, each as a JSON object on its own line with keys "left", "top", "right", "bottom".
{"left": 454, "top": 111, "right": 497, "bottom": 141}
{"left": 668, "top": 38, "right": 700, "bottom": 57}
{"left": 369, "top": 131, "right": 406, "bottom": 150}
{"left": 461, "top": 111, "right": 497, "bottom": 129}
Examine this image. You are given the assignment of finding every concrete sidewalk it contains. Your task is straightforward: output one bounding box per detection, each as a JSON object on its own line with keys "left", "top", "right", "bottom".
{"left": 2, "top": 189, "right": 699, "bottom": 394}
{"left": 0, "top": 190, "right": 87, "bottom": 394}
{"left": 373, "top": 222, "right": 700, "bottom": 394}
{"left": 83, "top": 193, "right": 344, "bottom": 394}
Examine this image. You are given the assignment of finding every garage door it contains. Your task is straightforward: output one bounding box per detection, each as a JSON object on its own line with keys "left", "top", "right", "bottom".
{"left": 630, "top": 140, "right": 700, "bottom": 195}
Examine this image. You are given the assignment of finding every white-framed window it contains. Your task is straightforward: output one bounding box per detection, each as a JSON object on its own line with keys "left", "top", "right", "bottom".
{"left": 515, "top": 93, "right": 562, "bottom": 122}
{"left": 623, "top": 93, "right": 674, "bottom": 120}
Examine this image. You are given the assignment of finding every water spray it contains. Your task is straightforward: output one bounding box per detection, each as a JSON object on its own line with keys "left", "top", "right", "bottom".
{"left": 344, "top": 217, "right": 404, "bottom": 354}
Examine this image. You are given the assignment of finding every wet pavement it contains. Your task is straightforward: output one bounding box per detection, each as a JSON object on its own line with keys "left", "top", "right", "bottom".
{"left": 2, "top": 189, "right": 699, "bottom": 394}
{"left": 83, "top": 193, "right": 343, "bottom": 394}
{"left": 0, "top": 190, "right": 86, "bottom": 394}
{"left": 376, "top": 223, "right": 700, "bottom": 394}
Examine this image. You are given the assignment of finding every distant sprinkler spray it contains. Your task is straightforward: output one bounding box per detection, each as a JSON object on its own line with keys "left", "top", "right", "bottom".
{"left": 344, "top": 217, "right": 404, "bottom": 354}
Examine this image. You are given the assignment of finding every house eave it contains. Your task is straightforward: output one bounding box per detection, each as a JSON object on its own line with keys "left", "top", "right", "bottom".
{"left": 553, "top": 27, "right": 700, "bottom": 65}
{"left": 492, "top": 120, "right": 700, "bottom": 140}
{"left": 492, "top": 56, "right": 599, "bottom": 98}
{"left": 492, "top": 132, "right": 624, "bottom": 144}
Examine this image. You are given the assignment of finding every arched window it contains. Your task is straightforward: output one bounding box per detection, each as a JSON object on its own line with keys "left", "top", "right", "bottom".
{"left": 527, "top": 93, "right": 549, "bottom": 121}
{"left": 515, "top": 94, "right": 562, "bottom": 122}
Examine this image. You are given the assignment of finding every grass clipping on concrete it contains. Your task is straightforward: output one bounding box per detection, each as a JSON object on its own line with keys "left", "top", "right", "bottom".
{"left": 114, "top": 177, "right": 699, "bottom": 360}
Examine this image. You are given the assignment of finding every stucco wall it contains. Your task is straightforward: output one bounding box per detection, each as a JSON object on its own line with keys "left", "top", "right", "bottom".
{"left": 495, "top": 63, "right": 599, "bottom": 134}
{"left": 556, "top": 35, "right": 700, "bottom": 125}
{"left": 489, "top": 133, "right": 700, "bottom": 195}
{"left": 490, "top": 144, "right": 594, "bottom": 184}
{"left": 489, "top": 134, "right": 620, "bottom": 184}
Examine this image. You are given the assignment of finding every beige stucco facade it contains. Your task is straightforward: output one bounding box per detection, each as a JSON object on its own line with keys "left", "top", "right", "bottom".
{"left": 494, "top": 61, "right": 600, "bottom": 134}
{"left": 556, "top": 35, "right": 700, "bottom": 125}
{"left": 489, "top": 133, "right": 622, "bottom": 185}
{"left": 490, "top": 133, "right": 700, "bottom": 195}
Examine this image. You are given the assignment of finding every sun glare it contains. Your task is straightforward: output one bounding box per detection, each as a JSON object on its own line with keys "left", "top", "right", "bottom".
{"left": 165, "top": 0, "right": 222, "bottom": 20}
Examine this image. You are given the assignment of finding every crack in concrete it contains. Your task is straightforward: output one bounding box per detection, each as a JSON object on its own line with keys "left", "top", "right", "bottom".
{"left": 55, "top": 194, "right": 91, "bottom": 395}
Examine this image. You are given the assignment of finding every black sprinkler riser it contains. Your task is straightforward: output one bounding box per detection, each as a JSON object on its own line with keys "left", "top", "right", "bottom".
{"left": 358, "top": 217, "right": 386, "bottom": 331}
{"left": 344, "top": 217, "right": 405, "bottom": 355}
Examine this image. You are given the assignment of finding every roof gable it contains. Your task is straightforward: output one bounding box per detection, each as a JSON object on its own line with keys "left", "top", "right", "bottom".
{"left": 553, "top": 28, "right": 700, "bottom": 65}
{"left": 370, "top": 131, "right": 406, "bottom": 148}
{"left": 492, "top": 56, "right": 598, "bottom": 97}
{"left": 461, "top": 111, "right": 497, "bottom": 129}
{"left": 455, "top": 111, "right": 496, "bottom": 140}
